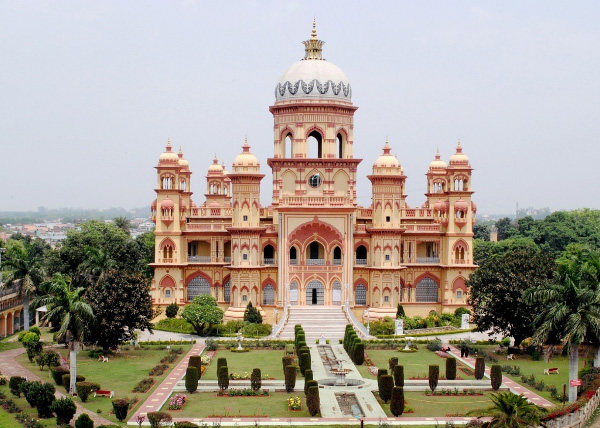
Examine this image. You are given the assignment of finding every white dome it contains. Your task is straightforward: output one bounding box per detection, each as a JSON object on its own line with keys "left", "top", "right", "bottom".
{"left": 275, "top": 60, "right": 351, "bottom": 102}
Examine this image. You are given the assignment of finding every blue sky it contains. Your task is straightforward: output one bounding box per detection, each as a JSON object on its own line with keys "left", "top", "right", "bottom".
{"left": 1, "top": 1, "right": 598, "bottom": 215}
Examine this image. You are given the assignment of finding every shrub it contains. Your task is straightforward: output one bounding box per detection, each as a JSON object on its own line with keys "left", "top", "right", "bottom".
{"left": 18, "top": 331, "right": 28, "bottom": 342}
{"left": 377, "top": 368, "right": 388, "bottom": 393}
{"left": 148, "top": 411, "right": 172, "bottom": 428}
{"left": 185, "top": 367, "right": 199, "bottom": 393}
{"left": 426, "top": 338, "right": 442, "bottom": 352}
{"left": 282, "top": 356, "right": 293, "bottom": 372}
{"left": 454, "top": 307, "right": 470, "bottom": 317}
{"left": 29, "top": 326, "right": 41, "bottom": 336}
{"left": 389, "top": 357, "right": 398, "bottom": 372}
{"left": 390, "top": 386, "right": 405, "bottom": 416}
{"left": 22, "top": 332, "right": 43, "bottom": 362}
{"left": 446, "top": 357, "right": 457, "bottom": 380}
{"left": 354, "top": 342, "right": 365, "bottom": 365}
{"left": 491, "top": 365, "right": 502, "bottom": 391}
{"left": 396, "top": 304, "right": 406, "bottom": 319}
{"left": 251, "top": 368, "right": 262, "bottom": 391}
{"left": 205, "top": 339, "right": 217, "bottom": 351}
{"left": 62, "top": 373, "right": 85, "bottom": 388}
{"left": 299, "top": 351, "right": 311, "bottom": 375}
{"left": 174, "top": 423, "right": 200, "bottom": 428}
{"left": 306, "top": 385, "right": 320, "bottom": 416}
{"left": 51, "top": 366, "right": 70, "bottom": 386}
{"left": 76, "top": 382, "right": 100, "bottom": 402}
{"left": 9, "top": 376, "right": 26, "bottom": 397}
{"left": 393, "top": 365, "right": 404, "bottom": 387}
{"left": 475, "top": 357, "right": 485, "bottom": 380}
{"left": 243, "top": 302, "right": 263, "bottom": 324}
{"left": 429, "top": 365, "right": 439, "bottom": 392}
{"left": 188, "top": 355, "right": 202, "bottom": 378}
{"left": 51, "top": 396, "right": 77, "bottom": 425}
{"left": 37, "top": 350, "right": 60, "bottom": 371}
{"left": 285, "top": 364, "right": 296, "bottom": 392}
{"left": 22, "top": 380, "right": 39, "bottom": 407}
{"left": 304, "top": 369, "right": 314, "bottom": 394}
{"left": 379, "top": 375, "right": 394, "bottom": 403}
{"left": 29, "top": 382, "right": 56, "bottom": 418}
{"left": 132, "top": 377, "right": 154, "bottom": 393}
{"left": 217, "top": 357, "right": 227, "bottom": 371}
{"left": 165, "top": 303, "right": 179, "bottom": 318}
{"left": 217, "top": 366, "right": 229, "bottom": 390}
{"left": 112, "top": 398, "right": 130, "bottom": 422}
{"left": 75, "top": 413, "right": 94, "bottom": 428}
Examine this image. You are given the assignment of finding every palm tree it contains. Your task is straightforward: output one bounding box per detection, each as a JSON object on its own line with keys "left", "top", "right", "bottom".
{"left": 113, "top": 216, "right": 131, "bottom": 235}
{"left": 32, "top": 273, "right": 95, "bottom": 395}
{"left": 526, "top": 246, "right": 600, "bottom": 403}
{"left": 470, "top": 391, "right": 546, "bottom": 428}
{"left": 2, "top": 240, "right": 46, "bottom": 330}
{"left": 80, "top": 246, "right": 115, "bottom": 287}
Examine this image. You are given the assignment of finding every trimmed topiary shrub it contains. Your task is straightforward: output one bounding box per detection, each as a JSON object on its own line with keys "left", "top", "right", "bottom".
{"left": 62, "top": 373, "right": 85, "bottom": 388}
{"left": 217, "top": 366, "right": 229, "bottom": 390}
{"left": 354, "top": 342, "right": 365, "bottom": 365}
{"left": 304, "top": 369, "right": 313, "bottom": 395}
{"left": 251, "top": 368, "right": 262, "bottom": 391}
{"left": 393, "top": 365, "right": 404, "bottom": 387}
{"left": 112, "top": 398, "right": 130, "bottom": 422}
{"left": 491, "top": 365, "right": 502, "bottom": 391}
{"left": 76, "top": 382, "right": 100, "bottom": 403}
{"left": 75, "top": 413, "right": 94, "bottom": 428}
{"left": 185, "top": 367, "right": 199, "bottom": 393}
{"left": 9, "top": 376, "right": 25, "bottom": 397}
{"left": 217, "top": 357, "right": 227, "bottom": 370}
{"left": 284, "top": 364, "right": 296, "bottom": 392}
{"left": 282, "top": 355, "right": 293, "bottom": 372}
{"left": 165, "top": 303, "right": 179, "bottom": 318}
{"left": 377, "top": 368, "right": 388, "bottom": 393}
{"left": 390, "top": 386, "right": 404, "bottom": 416}
{"left": 299, "top": 351, "right": 311, "bottom": 375}
{"left": 428, "top": 365, "right": 439, "bottom": 392}
{"left": 306, "top": 385, "right": 320, "bottom": 416}
{"left": 188, "top": 355, "right": 202, "bottom": 375}
{"left": 379, "top": 375, "right": 394, "bottom": 403}
{"left": 148, "top": 411, "right": 172, "bottom": 428}
{"left": 51, "top": 396, "right": 77, "bottom": 426}
{"left": 305, "top": 380, "right": 318, "bottom": 397}
{"left": 446, "top": 357, "right": 457, "bottom": 380}
{"left": 475, "top": 357, "right": 485, "bottom": 380}
{"left": 51, "top": 366, "right": 70, "bottom": 386}
{"left": 389, "top": 357, "right": 398, "bottom": 372}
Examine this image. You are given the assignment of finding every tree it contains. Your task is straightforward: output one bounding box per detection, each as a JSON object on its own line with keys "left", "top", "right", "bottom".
{"left": 50, "top": 396, "right": 77, "bottom": 426}
{"left": 526, "top": 246, "right": 600, "bottom": 402}
{"left": 181, "top": 295, "right": 224, "bottom": 335}
{"left": 393, "top": 365, "right": 404, "bottom": 387}
{"left": 396, "top": 304, "right": 405, "bottom": 318}
{"left": 2, "top": 238, "right": 47, "bottom": 329}
{"left": 243, "top": 302, "right": 263, "bottom": 324}
{"left": 473, "top": 223, "right": 491, "bottom": 241}
{"left": 86, "top": 269, "right": 153, "bottom": 350}
{"left": 32, "top": 273, "right": 95, "bottom": 395}
{"left": 468, "top": 242, "right": 555, "bottom": 346}
{"left": 495, "top": 217, "right": 516, "bottom": 241}
{"left": 470, "top": 391, "right": 546, "bottom": 428}
{"left": 113, "top": 216, "right": 132, "bottom": 235}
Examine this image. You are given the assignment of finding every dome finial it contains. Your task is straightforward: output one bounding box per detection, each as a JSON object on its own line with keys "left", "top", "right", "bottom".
{"left": 166, "top": 138, "right": 172, "bottom": 151}
{"left": 456, "top": 139, "right": 463, "bottom": 153}
{"left": 242, "top": 135, "right": 251, "bottom": 153}
{"left": 213, "top": 154, "right": 219, "bottom": 164}
{"left": 383, "top": 138, "right": 391, "bottom": 155}
{"left": 303, "top": 18, "right": 325, "bottom": 60}
{"left": 178, "top": 146, "right": 183, "bottom": 157}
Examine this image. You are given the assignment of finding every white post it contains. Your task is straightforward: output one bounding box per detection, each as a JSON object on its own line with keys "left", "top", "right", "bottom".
{"left": 569, "top": 346, "right": 579, "bottom": 403}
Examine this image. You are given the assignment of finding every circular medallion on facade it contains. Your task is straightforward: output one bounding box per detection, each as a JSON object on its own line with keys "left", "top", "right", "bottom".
{"left": 308, "top": 174, "right": 322, "bottom": 188}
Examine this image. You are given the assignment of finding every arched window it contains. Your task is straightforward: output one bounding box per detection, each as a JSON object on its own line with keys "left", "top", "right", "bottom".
{"left": 289, "top": 246, "right": 298, "bottom": 264}
{"left": 263, "top": 284, "right": 275, "bottom": 305}
{"left": 187, "top": 276, "right": 211, "bottom": 301}
{"left": 308, "top": 130, "right": 323, "bottom": 158}
{"left": 355, "top": 284, "right": 367, "bottom": 305}
{"left": 416, "top": 277, "right": 438, "bottom": 302}
{"left": 263, "top": 244, "right": 275, "bottom": 264}
{"left": 285, "top": 133, "right": 293, "bottom": 158}
{"left": 306, "top": 241, "right": 324, "bottom": 264}
{"left": 223, "top": 279, "right": 231, "bottom": 302}
{"left": 163, "top": 245, "right": 173, "bottom": 260}
{"left": 356, "top": 245, "right": 367, "bottom": 265}
{"left": 337, "top": 133, "right": 343, "bottom": 158}
{"left": 333, "top": 246, "right": 342, "bottom": 265}
{"left": 290, "top": 281, "right": 298, "bottom": 305}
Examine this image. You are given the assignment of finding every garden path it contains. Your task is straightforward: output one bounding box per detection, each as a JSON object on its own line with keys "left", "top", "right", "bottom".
{"left": 0, "top": 347, "right": 114, "bottom": 426}
{"left": 446, "top": 345, "right": 554, "bottom": 408}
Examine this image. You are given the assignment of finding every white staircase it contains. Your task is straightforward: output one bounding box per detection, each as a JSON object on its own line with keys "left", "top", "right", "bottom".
{"left": 278, "top": 306, "right": 349, "bottom": 342}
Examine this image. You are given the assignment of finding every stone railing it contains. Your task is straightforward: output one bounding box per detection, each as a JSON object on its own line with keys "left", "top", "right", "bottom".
{"left": 289, "top": 259, "right": 298, "bottom": 265}
{"left": 263, "top": 258, "right": 275, "bottom": 265}
{"left": 224, "top": 256, "right": 231, "bottom": 263}
{"left": 416, "top": 257, "right": 440, "bottom": 264}
{"left": 188, "top": 256, "right": 211, "bottom": 263}
{"left": 270, "top": 305, "right": 289, "bottom": 339}
{"left": 545, "top": 388, "right": 600, "bottom": 428}
{"left": 333, "top": 259, "right": 342, "bottom": 265}
{"left": 355, "top": 259, "right": 367, "bottom": 265}
{"left": 344, "top": 303, "right": 373, "bottom": 339}
{"left": 306, "top": 259, "right": 325, "bottom": 265}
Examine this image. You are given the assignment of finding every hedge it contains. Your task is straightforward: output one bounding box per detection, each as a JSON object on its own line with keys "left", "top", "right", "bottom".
{"left": 217, "top": 366, "right": 229, "bottom": 390}
{"left": 76, "top": 382, "right": 100, "bottom": 403}
{"left": 389, "top": 357, "right": 398, "bottom": 372}
{"left": 354, "top": 342, "right": 365, "bottom": 365}
{"left": 148, "top": 411, "right": 172, "bottom": 428}
{"left": 50, "top": 396, "right": 77, "bottom": 426}
{"left": 299, "top": 352, "right": 311, "bottom": 375}
{"left": 51, "top": 366, "right": 70, "bottom": 386}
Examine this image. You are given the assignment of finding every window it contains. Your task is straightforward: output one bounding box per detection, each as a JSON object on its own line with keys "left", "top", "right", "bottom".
{"left": 243, "top": 254, "right": 248, "bottom": 260}
{"left": 243, "top": 215, "right": 248, "bottom": 221}
{"left": 187, "top": 276, "right": 211, "bottom": 301}
{"left": 308, "top": 174, "right": 322, "bottom": 188}
{"left": 385, "top": 254, "right": 390, "bottom": 261}
{"left": 337, "top": 133, "right": 343, "bottom": 158}
{"left": 384, "top": 295, "right": 389, "bottom": 303}
{"left": 416, "top": 277, "right": 438, "bottom": 302}
{"left": 223, "top": 279, "right": 231, "bottom": 302}
{"left": 263, "top": 284, "right": 275, "bottom": 305}
{"left": 308, "top": 130, "right": 323, "bottom": 158}
{"left": 386, "top": 216, "right": 391, "bottom": 222}
{"left": 242, "top": 295, "right": 247, "bottom": 302}
{"left": 355, "top": 284, "right": 367, "bottom": 305}
{"left": 289, "top": 246, "right": 297, "bottom": 260}
{"left": 165, "top": 289, "right": 171, "bottom": 298}
{"left": 456, "top": 290, "right": 463, "bottom": 299}
{"left": 356, "top": 245, "right": 367, "bottom": 265}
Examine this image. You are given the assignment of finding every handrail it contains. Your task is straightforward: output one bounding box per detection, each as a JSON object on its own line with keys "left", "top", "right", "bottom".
{"left": 344, "top": 302, "right": 373, "bottom": 339}
{"left": 270, "top": 305, "right": 289, "bottom": 339}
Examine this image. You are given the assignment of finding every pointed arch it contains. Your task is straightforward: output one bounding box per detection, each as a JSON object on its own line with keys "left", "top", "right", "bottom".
{"left": 159, "top": 275, "right": 176, "bottom": 288}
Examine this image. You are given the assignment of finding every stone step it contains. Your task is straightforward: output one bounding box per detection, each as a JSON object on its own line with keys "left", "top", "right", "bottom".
{"left": 278, "top": 305, "right": 351, "bottom": 341}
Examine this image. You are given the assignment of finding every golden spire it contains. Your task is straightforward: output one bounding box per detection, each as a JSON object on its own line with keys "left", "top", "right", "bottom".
{"left": 303, "top": 18, "right": 325, "bottom": 60}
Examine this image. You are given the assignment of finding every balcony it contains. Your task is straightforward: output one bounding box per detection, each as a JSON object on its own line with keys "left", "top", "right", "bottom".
{"left": 188, "top": 256, "right": 211, "bottom": 263}
{"left": 305, "top": 259, "right": 325, "bottom": 265}
{"left": 224, "top": 256, "right": 231, "bottom": 263}
{"left": 290, "top": 259, "right": 298, "bottom": 265}
{"left": 355, "top": 259, "right": 367, "bottom": 265}
{"left": 263, "top": 258, "right": 276, "bottom": 265}
{"left": 452, "top": 259, "right": 467, "bottom": 264}
{"left": 158, "top": 258, "right": 174, "bottom": 264}
{"left": 333, "top": 259, "right": 342, "bottom": 265}
{"left": 416, "top": 257, "right": 440, "bottom": 264}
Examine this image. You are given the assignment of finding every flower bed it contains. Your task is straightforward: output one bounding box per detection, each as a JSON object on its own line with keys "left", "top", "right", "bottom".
{"left": 168, "top": 393, "right": 187, "bottom": 410}
{"left": 229, "top": 372, "right": 272, "bottom": 380}
{"left": 287, "top": 396, "right": 302, "bottom": 411}
{"left": 425, "top": 388, "right": 482, "bottom": 396}
{"left": 459, "top": 367, "right": 474, "bottom": 376}
{"left": 149, "top": 364, "right": 170, "bottom": 376}
{"left": 217, "top": 389, "right": 270, "bottom": 397}
{"left": 409, "top": 373, "right": 463, "bottom": 380}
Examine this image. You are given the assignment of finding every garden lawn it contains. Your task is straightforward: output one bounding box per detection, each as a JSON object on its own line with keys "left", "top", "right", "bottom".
{"left": 357, "top": 349, "right": 474, "bottom": 379}
{"left": 202, "top": 350, "right": 284, "bottom": 380}
{"left": 0, "top": 383, "right": 59, "bottom": 427}
{"left": 16, "top": 344, "right": 191, "bottom": 425}
{"left": 499, "top": 355, "right": 584, "bottom": 403}
{"left": 374, "top": 390, "right": 494, "bottom": 417}
{"left": 160, "top": 391, "right": 313, "bottom": 418}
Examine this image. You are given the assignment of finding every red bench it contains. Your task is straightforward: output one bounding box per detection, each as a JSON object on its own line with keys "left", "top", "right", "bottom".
{"left": 544, "top": 368, "right": 559, "bottom": 375}
{"left": 94, "top": 390, "right": 114, "bottom": 398}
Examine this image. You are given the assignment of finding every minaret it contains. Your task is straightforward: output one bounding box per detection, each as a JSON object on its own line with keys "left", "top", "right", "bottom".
{"left": 205, "top": 155, "right": 231, "bottom": 207}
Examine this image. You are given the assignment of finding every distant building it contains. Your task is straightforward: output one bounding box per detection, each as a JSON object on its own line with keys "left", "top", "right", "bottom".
{"left": 149, "top": 24, "right": 477, "bottom": 321}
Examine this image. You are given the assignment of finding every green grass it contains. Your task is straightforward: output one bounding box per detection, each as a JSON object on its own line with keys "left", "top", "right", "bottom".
{"left": 160, "top": 390, "right": 313, "bottom": 418}
{"left": 374, "top": 390, "right": 494, "bottom": 417}
{"left": 358, "top": 348, "right": 474, "bottom": 379}
{"left": 202, "top": 350, "right": 284, "bottom": 380}
{"left": 16, "top": 344, "right": 191, "bottom": 426}
{"left": 499, "top": 354, "right": 584, "bottom": 403}
{"left": 0, "top": 383, "right": 60, "bottom": 427}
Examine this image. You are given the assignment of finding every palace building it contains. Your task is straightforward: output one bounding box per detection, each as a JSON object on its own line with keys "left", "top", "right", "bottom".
{"left": 149, "top": 23, "right": 477, "bottom": 323}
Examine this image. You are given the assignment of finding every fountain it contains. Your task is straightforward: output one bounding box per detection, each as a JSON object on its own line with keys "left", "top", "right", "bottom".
{"left": 330, "top": 360, "right": 353, "bottom": 386}
{"left": 236, "top": 331, "right": 244, "bottom": 350}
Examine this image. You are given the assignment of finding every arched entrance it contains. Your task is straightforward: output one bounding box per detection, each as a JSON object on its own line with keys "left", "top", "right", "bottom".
{"left": 290, "top": 281, "right": 299, "bottom": 305}
{"left": 305, "top": 280, "right": 324, "bottom": 305}
{"left": 332, "top": 281, "right": 341, "bottom": 305}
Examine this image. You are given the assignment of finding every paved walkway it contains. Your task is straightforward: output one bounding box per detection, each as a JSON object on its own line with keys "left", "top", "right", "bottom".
{"left": 447, "top": 345, "right": 554, "bottom": 408}
{"left": 0, "top": 347, "right": 114, "bottom": 426}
